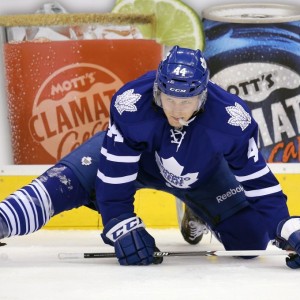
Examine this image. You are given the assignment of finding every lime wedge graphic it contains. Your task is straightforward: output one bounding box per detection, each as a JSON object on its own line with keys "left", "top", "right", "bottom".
{"left": 112, "top": 0, "right": 205, "bottom": 50}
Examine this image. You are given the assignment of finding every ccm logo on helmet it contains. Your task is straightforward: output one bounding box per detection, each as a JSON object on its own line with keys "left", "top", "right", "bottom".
{"left": 170, "top": 88, "right": 186, "bottom": 93}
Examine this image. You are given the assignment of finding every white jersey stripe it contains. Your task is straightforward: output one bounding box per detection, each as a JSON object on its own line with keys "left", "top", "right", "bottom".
{"left": 97, "top": 170, "right": 137, "bottom": 184}
{"left": 19, "top": 189, "right": 40, "bottom": 232}
{"left": 244, "top": 184, "right": 282, "bottom": 197}
{"left": 9, "top": 195, "right": 29, "bottom": 234}
{"left": 235, "top": 166, "right": 270, "bottom": 182}
{"left": 35, "top": 178, "right": 53, "bottom": 216}
{"left": 101, "top": 147, "right": 140, "bottom": 163}
{"left": 27, "top": 184, "right": 46, "bottom": 225}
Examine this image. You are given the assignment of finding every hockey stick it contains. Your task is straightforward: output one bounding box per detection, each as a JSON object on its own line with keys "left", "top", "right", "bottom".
{"left": 58, "top": 249, "right": 294, "bottom": 260}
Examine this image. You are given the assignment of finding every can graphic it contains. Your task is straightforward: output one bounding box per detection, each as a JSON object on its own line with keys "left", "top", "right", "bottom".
{"left": 203, "top": 4, "right": 300, "bottom": 162}
{"left": 3, "top": 15, "right": 162, "bottom": 164}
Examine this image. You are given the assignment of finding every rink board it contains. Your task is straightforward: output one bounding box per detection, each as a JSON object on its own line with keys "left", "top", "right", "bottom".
{"left": 0, "top": 164, "right": 299, "bottom": 229}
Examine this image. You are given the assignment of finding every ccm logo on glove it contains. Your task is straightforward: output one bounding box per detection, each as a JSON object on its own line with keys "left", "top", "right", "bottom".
{"left": 105, "top": 216, "right": 144, "bottom": 242}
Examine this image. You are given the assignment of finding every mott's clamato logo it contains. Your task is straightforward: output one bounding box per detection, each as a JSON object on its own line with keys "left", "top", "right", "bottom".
{"left": 212, "top": 62, "right": 300, "bottom": 162}
{"left": 29, "top": 63, "right": 123, "bottom": 160}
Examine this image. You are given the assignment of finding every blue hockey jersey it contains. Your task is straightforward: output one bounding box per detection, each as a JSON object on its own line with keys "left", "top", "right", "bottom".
{"left": 96, "top": 71, "right": 289, "bottom": 237}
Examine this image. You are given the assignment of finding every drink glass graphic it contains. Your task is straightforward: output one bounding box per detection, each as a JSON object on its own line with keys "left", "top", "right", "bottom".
{"left": 2, "top": 13, "right": 163, "bottom": 164}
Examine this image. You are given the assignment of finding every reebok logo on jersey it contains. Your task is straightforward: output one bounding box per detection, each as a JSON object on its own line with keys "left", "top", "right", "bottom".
{"left": 226, "top": 102, "right": 251, "bottom": 131}
{"left": 216, "top": 185, "right": 244, "bottom": 203}
{"left": 114, "top": 89, "right": 141, "bottom": 115}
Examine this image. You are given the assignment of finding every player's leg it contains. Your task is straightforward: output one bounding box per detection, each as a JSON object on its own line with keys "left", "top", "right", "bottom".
{"left": 213, "top": 206, "right": 270, "bottom": 254}
{"left": 0, "top": 131, "right": 105, "bottom": 240}
{"left": 0, "top": 164, "right": 90, "bottom": 239}
{"left": 173, "top": 158, "right": 248, "bottom": 245}
{"left": 175, "top": 157, "right": 269, "bottom": 252}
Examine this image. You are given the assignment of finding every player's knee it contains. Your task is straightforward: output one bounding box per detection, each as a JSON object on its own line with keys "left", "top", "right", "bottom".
{"left": 214, "top": 208, "right": 270, "bottom": 252}
{"left": 38, "top": 164, "right": 90, "bottom": 214}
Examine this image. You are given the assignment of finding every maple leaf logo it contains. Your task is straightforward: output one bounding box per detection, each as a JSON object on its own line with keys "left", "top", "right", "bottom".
{"left": 226, "top": 102, "right": 251, "bottom": 131}
{"left": 155, "top": 153, "right": 198, "bottom": 189}
{"left": 114, "top": 89, "right": 141, "bottom": 115}
{"left": 200, "top": 57, "right": 207, "bottom": 69}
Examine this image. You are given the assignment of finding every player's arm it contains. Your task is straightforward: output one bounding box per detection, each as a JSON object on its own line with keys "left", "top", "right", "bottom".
{"left": 225, "top": 106, "right": 300, "bottom": 269}
{"left": 95, "top": 118, "right": 161, "bottom": 266}
{"left": 274, "top": 217, "right": 300, "bottom": 269}
{"left": 96, "top": 119, "right": 140, "bottom": 223}
{"left": 225, "top": 119, "right": 289, "bottom": 239}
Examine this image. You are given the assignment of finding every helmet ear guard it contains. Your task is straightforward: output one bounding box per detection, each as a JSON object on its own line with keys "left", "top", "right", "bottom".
{"left": 197, "top": 88, "right": 207, "bottom": 111}
{"left": 153, "top": 82, "right": 162, "bottom": 107}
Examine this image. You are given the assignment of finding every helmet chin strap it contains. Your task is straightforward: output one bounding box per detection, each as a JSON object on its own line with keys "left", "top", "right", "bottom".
{"left": 178, "top": 118, "right": 189, "bottom": 126}
{"left": 178, "top": 116, "right": 196, "bottom": 127}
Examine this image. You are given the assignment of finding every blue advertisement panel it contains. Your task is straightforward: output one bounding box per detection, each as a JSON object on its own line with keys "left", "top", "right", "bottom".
{"left": 203, "top": 4, "right": 300, "bottom": 162}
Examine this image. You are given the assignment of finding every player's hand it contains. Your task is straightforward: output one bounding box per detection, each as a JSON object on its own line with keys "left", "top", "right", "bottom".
{"left": 101, "top": 213, "right": 163, "bottom": 265}
{"left": 275, "top": 217, "right": 300, "bottom": 269}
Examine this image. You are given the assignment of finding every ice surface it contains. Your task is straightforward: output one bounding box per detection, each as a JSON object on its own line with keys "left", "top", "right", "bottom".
{"left": 1, "top": 229, "right": 299, "bottom": 300}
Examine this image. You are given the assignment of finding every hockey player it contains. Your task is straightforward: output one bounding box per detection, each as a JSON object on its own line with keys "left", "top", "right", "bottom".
{"left": 95, "top": 46, "right": 300, "bottom": 267}
{"left": 1, "top": 46, "right": 300, "bottom": 268}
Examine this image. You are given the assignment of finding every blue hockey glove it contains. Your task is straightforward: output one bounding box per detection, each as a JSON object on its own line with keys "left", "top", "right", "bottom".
{"left": 101, "top": 213, "right": 163, "bottom": 265}
{"left": 275, "top": 217, "right": 300, "bottom": 269}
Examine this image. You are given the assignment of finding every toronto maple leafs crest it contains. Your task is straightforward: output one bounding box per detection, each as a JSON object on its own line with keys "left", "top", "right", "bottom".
{"left": 114, "top": 89, "right": 141, "bottom": 115}
{"left": 155, "top": 153, "right": 198, "bottom": 189}
{"left": 226, "top": 102, "right": 251, "bottom": 131}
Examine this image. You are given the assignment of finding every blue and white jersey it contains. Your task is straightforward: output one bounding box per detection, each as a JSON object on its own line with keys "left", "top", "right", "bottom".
{"left": 96, "top": 71, "right": 287, "bottom": 230}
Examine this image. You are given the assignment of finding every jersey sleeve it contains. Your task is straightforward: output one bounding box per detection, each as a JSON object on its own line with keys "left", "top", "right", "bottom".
{"left": 95, "top": 71, "right": 157, "bottom": 225}
{"left": 95, "top": 118, "right": 142, "bottom": 225}
{"left": 224, "top": 115, "right": 289, "bottom": 239}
